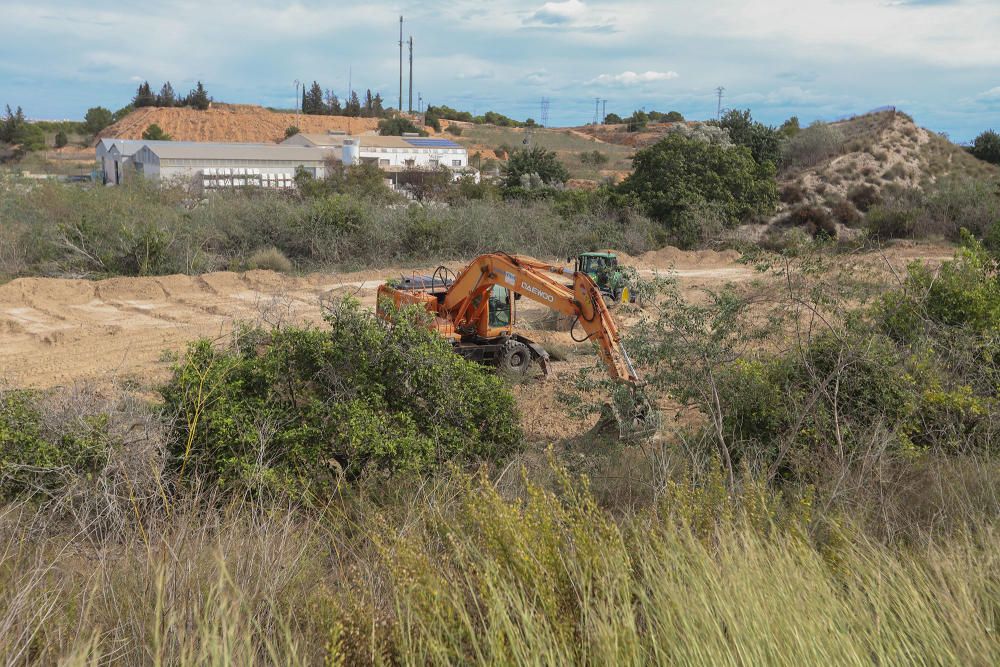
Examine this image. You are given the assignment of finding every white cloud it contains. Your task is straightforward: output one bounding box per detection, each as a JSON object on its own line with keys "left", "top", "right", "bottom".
{"left": 976, "top": 86, "right": 1000, "bottom": 101}
{"left": 531, "top": 0, "right": 587, "bottom": 25}
{"left": 590, "top": 70, "right": 679, "bottom": 86}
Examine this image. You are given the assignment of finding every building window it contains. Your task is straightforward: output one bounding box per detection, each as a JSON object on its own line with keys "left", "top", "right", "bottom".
{"left": 405, "top": 159, "right": 415, "bottom": 167}
{"left": 452, "top": 160, "right": 462, "bottom": 167}
{"left": 429, "top": 159, "right": 439, "bottom": 167}
{"left": 379, "top": 159, "right": 389, "bottom": 166}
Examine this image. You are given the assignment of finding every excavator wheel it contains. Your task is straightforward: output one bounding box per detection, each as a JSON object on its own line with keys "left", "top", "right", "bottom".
{"left": 498, "top": 339, "right": 533, "bottom": 376}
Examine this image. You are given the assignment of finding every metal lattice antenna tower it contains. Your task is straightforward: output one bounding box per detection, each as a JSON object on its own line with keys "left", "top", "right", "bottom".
{"left": 408, "top": 36, "right": 413, "bottom": 113}
{"left": 398, "top": 16, "right": 404, "bottom": 113}
{"left": 540, "top": 97, "right": 550, "bottom": 127}
{"left": 601, "top": 99, "right": 607, "bottom": 123}
{"left": 716, "top": 86, "right": 725, "bottom": 120}
{"left": 593, "top": 97, "right": 600, "bottom": 125}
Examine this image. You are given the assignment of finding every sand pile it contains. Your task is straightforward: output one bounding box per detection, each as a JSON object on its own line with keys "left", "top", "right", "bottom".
{"left": 96, "top": 104, "right": 392, "bottom": 144}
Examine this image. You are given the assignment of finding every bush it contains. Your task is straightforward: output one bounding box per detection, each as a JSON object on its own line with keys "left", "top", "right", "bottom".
{"left": 445, "top": 124, "right": 463, "bottom": 136}
{"left": 831, "top": 200, "right": 862, "bottom": 226}
{"left": 847, "top": 184, "right": 881, "bottom": 212}
{"left": 867, "top": 204, "right": 921, "bottom": 240}
{"left": 715, "top": 109, "right": 783, "bottom": 168}
{"left": 0, "top": 387, "right": 165, "bottom": 525}
{"left": 780, "top": 182, "right": 806, "bottom": 204}
{"left": 378, "top": 116, "right": 426, "bottom": 136}
{"left": 246, "top": 246, "right": 292, "bottom": 272}
{"left": 141, "top": 123, "right": 171, "bottom": 141}
{"left": 54, "top": 131, "right": 68, "bottom": 148}
{"left": 782, "top": 121, "right": 844, "bottom": 170}
{"left": 504, "top": 147, "right": 570, "bottom": 188}
{"left": 618, "top": 133, "right": 778, "bottom": 231}
{"left": 284, "top": 125, "right": 300, "bottom": 138}
{"left": 603, "top": 112, "right": 623, "bottom": 124}
{"left": 579, "top": 150, "right": 609, "bottom": 166}
{"left": 784, "top": 205, "right": 837, "bottom": 238}
{"left": 83, "top": 107, "right": 114, "bottom": 135}
{"left": 969, "top": 130, "right": 1000, "bottom": 165}
{"left": 161, "top": 300, "right": 523, "bottom": 493}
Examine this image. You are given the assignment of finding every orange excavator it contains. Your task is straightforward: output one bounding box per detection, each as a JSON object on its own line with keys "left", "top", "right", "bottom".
{"left": 376, "top": 252, "right": 653, "bottom": 434}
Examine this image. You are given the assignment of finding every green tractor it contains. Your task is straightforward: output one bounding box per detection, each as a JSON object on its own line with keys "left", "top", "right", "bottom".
{"left": 572, "top": 251, "right": 636, "bottom": 303}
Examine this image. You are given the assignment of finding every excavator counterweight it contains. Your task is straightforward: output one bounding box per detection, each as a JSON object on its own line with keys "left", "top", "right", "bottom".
{"left": 377, "top": 253, "right": 655, "bottom": 438}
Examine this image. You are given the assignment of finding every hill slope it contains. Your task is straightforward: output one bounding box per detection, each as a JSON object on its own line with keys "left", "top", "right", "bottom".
{"left": 781, "top": 110, "right": 999, "bottom": 207}
{"left": 96, "top": 104, "right": 384, "bottom": 143}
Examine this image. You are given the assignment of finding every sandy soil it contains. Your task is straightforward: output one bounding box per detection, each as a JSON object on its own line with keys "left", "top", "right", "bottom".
{"left": 0, "top": 249, "right": 766, "bottom": 391}
{"left": 96, "top": 104, "right": 394, "bottom": 144}
{"left": 0, "top": 244, "right": 955, "bottom": 442}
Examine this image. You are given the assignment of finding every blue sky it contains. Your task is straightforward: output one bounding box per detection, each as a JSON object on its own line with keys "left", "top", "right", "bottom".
{"left": 1, "top": 0, "right": 998, "bottom": 141}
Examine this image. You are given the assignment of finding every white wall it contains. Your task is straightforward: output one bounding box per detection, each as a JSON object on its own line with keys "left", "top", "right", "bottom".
{"left": 358, "top": 146, "right": 467, "bottom": 169}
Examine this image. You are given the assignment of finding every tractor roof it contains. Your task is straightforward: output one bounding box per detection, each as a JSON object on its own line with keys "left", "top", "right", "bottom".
{"left": 580, "top": 251, "right": 618, "bottom": 258}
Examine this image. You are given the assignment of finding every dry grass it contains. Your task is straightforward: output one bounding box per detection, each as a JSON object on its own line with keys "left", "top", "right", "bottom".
{"left": 1, "top": 461, "right": 998, "bottom": 666}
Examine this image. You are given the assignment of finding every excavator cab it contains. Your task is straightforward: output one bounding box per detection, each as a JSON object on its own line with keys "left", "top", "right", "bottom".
{"left": 487, "top": 285, "right": 512, "bottom": 328}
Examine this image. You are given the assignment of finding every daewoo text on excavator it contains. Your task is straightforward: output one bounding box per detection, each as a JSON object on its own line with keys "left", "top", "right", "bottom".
{"left": 376, "top": 252, "right": 655, "bottom": 437}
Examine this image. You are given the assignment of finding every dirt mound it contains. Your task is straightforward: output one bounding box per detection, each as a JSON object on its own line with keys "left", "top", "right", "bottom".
{"left": 778, "top": 110, "right": 1000, "bottom": 218}
{"left": 635, "top": 246, "right": 742, "bottom": 270}
{"left": 96, "top": 104, "right": 391, "bottom": 144}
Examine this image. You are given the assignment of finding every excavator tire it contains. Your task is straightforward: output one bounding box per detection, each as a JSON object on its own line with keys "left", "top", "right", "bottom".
{"left": 498, "top": 339, "right": 533, "bottom": 376}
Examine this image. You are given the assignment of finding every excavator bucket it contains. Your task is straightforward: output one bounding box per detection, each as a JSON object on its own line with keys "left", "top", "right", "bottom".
{"left": 601, "top": 384, "right": 661, "bottom": 441}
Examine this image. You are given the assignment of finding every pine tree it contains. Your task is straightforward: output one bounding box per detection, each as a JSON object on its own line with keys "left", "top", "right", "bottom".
{"left": 372, "top": 93, "right": 384, "bottom": 118}
{"left": 363, "top": 89, "right": 375, "bottom": 117}
{"left": 303, "top": 81, "right": 324, "bottom": 115}
{"left": 157, "top": 82, "right": 176, "bottom": 107}
{"left": 186, "top": 81, "right": 210, "bottom": 110}
{"left": 132, "top": 81, "right": 156, "bottom": 108}
{"left": 325, "top": 90, "right": 341, "bottom": 115}
{"left": 345, "top": 91, "right": 361, "bottom": 117}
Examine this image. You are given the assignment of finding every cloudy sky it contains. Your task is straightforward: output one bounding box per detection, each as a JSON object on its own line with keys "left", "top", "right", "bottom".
{"left": 1, "top": 0, "right": 998, "bottom": 141}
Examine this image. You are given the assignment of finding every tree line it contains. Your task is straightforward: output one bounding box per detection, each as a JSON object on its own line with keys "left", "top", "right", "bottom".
{"left": 300, "top": 81, "right": 387, "bottom": 118}
{"left": 132, "top": 81, "right": 211, "bottom": 111}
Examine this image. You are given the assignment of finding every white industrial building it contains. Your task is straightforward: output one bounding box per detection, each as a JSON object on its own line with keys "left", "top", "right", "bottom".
{"left": 282, "top": 133, "right": 470, "bottom": 172}
{"left": 96, "top": 138, "right": 147, "bottom": 185}
{"left": 96, "top": 133, "right": 474, "bottom": 190}
{"left": 130, "top": 143, "right": 333, "bottom": 188}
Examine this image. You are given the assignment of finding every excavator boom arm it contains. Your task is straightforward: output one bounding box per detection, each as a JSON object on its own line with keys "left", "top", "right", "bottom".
{"left": 440, "top": 253, "right": 641, "bottom": 384}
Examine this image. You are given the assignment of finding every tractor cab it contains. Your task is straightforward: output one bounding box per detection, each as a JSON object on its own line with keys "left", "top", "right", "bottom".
{"left": 572, "top": 251, "right": 633, "bottom": 303}
{"left": 575, "top": 252, "right": 620, "bottom": 280}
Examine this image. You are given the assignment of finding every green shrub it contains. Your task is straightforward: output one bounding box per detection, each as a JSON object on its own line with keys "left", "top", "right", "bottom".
{"left": 54, "top": 131, "right": 68, "bottom": 148}
{"left": 782, "top": 122, "right": 844, "bottom": 171}
{"left": 83, "top": 106, "right": 114, "bottom": 135}
{"left": 378, "top": 116, "right": 426, "bottom": 137}
{"left": 0, "top": 390, "right": 111, "bottom": 500}
{"left": 284, "top": 125, "right": 300, "bottom": 138}
{"left": 504, "top": 147, "right": 570, "bottom": 188}
{"left": 445, "top": 124, "right": 463, "bottom": 136}
{"left": 618, "top": 133, "right": 777, "bottom": 231}
{"left": 714, "top": 109, "right": 783, "bottom": 168}
{"left": 969, "top": 129, "right": 1000, "bottom": 165}
{"left": 160, "top": 299, "right": 523, "bottom": 494}
{"left": 141, "top": 123, "right": 171, "bottom": 141}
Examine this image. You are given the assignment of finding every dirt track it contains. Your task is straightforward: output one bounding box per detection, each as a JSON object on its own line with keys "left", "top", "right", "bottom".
{"left": 0, "top": 244, "right": 952, "bottom": 392}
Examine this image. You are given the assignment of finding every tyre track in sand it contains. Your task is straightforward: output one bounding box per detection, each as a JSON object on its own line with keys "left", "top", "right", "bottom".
{"left": 6, "top": 242, "right": 948, "bottom": 391}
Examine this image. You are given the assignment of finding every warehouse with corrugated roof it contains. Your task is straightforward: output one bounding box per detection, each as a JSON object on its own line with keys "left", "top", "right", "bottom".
{"left": 129, "top": 142, "right": 335, "bottom": 188}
